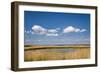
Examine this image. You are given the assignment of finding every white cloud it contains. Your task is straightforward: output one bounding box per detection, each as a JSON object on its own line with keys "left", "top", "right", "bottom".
{"left": 47, "top": 29, "right": 59, "bottom": 36}
{"left": 63, "top": 26, "right": 75, "bottom": 33}
{"left": 47, "top": 29, "right": 58, "bottom": 33}
{"left": 24, "top": 30, "right": 35, "bottom": 35}
{"left": 26, "top": 25, "right": 86, "bottom": 36}
{"left": 32, "top": 25, "right": 59, "bottom": 36}
{"left": 46, "top": 33, "right": 58, "bottom": 36}
{"left": 75, "top": 29, "right": 81, "bottom": 32}
{"left": 32, "top": 25, "right": 47, "bottom": 34}
{"left": 80, "top": 29, "right": 87, "bottom": 32}
{"left": 63, "top": 26, "right": 86, "bottom": 33}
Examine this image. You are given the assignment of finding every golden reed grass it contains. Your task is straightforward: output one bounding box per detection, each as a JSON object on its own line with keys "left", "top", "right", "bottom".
{"left": 24, "top": 48, "right": 90, "bottom": 61}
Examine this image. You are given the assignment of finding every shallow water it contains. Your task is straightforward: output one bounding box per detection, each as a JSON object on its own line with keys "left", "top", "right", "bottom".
{"left": 34, "top": 48, "right": 77, "bottom": 53}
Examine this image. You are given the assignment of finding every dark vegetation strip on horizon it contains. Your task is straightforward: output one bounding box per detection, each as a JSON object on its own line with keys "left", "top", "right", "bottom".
{"left": 24, "top": 44, "right": 90, "bottom": 47}
{"left": 24, "top": 46, "right": 90, "bottom": 51}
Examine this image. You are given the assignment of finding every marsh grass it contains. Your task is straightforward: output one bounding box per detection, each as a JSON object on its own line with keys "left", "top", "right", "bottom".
{"left": 24, "top": 46, "right": 90, "bottom": 61}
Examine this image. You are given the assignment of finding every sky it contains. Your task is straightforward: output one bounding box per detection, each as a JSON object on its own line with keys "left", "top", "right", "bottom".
{"left": 24, "top": 11, "right": 90, "bottom": 45}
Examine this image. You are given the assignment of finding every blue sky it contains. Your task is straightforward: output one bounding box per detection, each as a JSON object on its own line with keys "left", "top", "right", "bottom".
{"left": 24, "top": 11, "right": 90, "bottom": 45}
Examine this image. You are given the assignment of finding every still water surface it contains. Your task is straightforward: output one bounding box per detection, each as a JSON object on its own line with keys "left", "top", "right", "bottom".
{"left": 34, "top": 48, "right": 78, "bottom": 53}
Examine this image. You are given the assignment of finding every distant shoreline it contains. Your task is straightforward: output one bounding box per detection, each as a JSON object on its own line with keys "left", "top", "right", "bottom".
{"left": 24, "top": 44, "right": 90, "bottom": 51}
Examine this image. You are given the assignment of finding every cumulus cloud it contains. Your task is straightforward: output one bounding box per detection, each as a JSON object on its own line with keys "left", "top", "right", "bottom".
{"left": 32, "top": 25, "right": 59, "bottom": 36}
{"left": 46, "top": 29, "right": 59, "bottom": 36}
{"left": 30, "top": 25, "right": 87, "bottom": 36}
{"left": 63, "top": 26, "right": 86, "bottom": 33}
{"left": 32, "top": 25, "right": 47, "bottom": 34}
